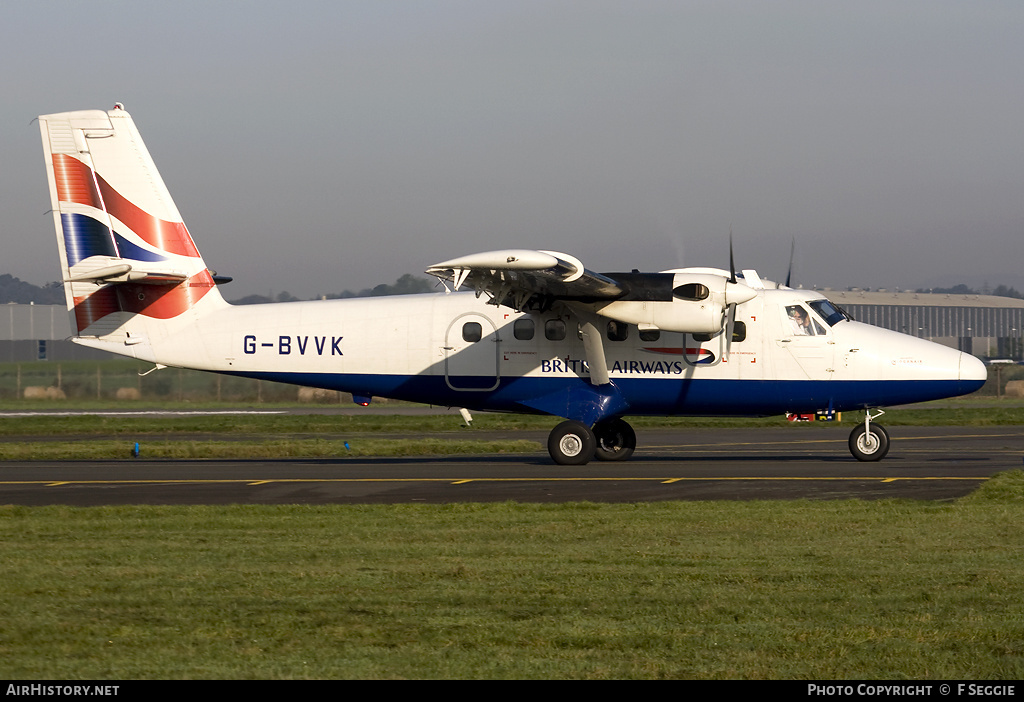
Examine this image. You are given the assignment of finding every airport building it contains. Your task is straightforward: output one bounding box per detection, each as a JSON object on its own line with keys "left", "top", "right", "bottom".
{"left": 0, "top": 303, "right": 107, "bottom": 362}
{"left": 817, "top": 289, "right": 1024, "bottom": 359}
{"left": 3, "top": 291, "right": 1024, "bottom": 363}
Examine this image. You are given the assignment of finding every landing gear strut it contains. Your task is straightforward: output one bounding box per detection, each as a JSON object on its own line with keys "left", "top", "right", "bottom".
{"left": 547, "top": 418, "right": 637, "bottom": 465}
{"left": 849, "top": 410, "right": 890, "bottom": 461}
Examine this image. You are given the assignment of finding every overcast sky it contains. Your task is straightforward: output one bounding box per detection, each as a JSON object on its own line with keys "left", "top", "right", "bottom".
{"left": 4, "top": 1, "right": 1023, "bottom": 299}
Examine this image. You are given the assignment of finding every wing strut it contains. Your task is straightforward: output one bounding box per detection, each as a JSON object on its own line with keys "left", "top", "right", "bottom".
{"left": 578, "top": 317, "right": 610, "bottom": 386}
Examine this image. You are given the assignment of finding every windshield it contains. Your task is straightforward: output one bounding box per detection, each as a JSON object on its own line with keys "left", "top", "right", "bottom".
{"left": 807, "top": 299, "right": 850, "bottom": 327}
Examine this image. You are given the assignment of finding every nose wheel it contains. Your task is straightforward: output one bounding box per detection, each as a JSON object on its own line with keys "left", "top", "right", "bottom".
{"left": 849, "top": 410, "right": 890, "bottom": 461}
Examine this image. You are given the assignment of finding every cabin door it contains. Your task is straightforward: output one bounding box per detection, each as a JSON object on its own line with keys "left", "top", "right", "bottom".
{"left": 444, "top": 314, "right": 500, "bottom": 391}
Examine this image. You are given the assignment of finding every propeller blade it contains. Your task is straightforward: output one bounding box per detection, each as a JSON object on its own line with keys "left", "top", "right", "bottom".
{"left": 728, "top": 229, "right": 737, "bottom": 284}
{"left": 784, "top": 237, "right": 795, "bottom": 288}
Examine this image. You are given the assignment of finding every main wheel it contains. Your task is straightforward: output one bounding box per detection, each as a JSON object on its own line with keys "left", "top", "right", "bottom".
{"left": 593, "top": 418, "right": 637, "bottom": 461}
{"left": 848, "top": 423, "right": 890, "bottom": 462}
{"left": 548, "top": 420, "right": 596, "bottom": 465}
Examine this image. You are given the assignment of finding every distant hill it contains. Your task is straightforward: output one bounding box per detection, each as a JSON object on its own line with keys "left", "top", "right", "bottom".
{"left": 915, "top": 284, "right": 1024, "bottom": 299}
{"left": 11, "top": 272, "right": 1020, "bottom": 305}
{"left": 0, "top": 275, "right": 64, "bottom": 304}
{"left": 0, "top": 273, "right": 439, "bottom": 306}
{"left": 230, "top": 274, "right": 437, "bottom": 305}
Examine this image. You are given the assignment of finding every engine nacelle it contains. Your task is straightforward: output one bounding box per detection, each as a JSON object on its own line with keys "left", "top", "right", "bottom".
{"left": 585, "top": 272, "right": 756, "bottom": 334}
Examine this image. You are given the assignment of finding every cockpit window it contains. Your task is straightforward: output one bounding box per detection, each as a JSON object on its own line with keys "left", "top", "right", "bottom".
{"left": 808, "top": 299, "right": 849, "bottom": 327}
{"left": 786, "top": 305, "right": 817, "bottom": 336}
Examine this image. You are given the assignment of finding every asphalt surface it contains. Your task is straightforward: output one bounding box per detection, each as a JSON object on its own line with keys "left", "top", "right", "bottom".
{"left": 1, "top": 425, "right": 1021, "bottom": 505}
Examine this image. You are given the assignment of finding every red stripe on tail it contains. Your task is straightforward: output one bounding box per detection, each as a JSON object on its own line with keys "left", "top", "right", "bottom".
{"left": 52, "top": 154, "right": 200, "bottom": 258}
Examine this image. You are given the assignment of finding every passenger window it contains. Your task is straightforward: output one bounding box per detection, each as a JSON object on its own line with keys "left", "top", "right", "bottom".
{"left": 545, "top": 319, "right": 566, "bottom": 341}
{"left": 732, "top": 321, "right": 747, "bottom": 343}
{"left": 639, "top": 328, "right": 660, "bottom": 342}
{"left": 514, "top": 318, "right": 535, "bottom": 340}
{"left": 607, "top": 321, "right": 628, "bottom": 341}
{"left": 462, "top": 322, "right": 482, "bottom": 343}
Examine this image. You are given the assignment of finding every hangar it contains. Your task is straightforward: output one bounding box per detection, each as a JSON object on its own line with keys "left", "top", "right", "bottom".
{"left": 820, "top": 289, "right": 1024, "bottom": 359}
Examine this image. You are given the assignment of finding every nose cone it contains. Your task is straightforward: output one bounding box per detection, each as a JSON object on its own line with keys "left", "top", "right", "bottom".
{"left": 959, "top": 353, "right": 988, "bottom": 394}
{"left": 724, "top": 280, "right": 757, "bottom": 306}
{"left": 960, "top": 353, "right": 987, "bottom": 382}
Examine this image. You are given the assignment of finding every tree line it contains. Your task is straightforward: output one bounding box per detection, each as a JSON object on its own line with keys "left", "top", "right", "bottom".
{"left": 915, "top": 284, "right": 1024, "bottom": 299}
{"left": 0, "top": 272, "right": 437, "bottom": 305}
{"left": 4, "top": 271, "right": 1022, "bottom": 305}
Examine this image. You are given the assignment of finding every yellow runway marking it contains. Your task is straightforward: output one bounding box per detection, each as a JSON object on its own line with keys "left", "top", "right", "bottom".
{"left": 648, "top": 431, "right": 1024, "bottom": 451}
{"left": 0, "top": 476, "right": 989, "bottom": 488}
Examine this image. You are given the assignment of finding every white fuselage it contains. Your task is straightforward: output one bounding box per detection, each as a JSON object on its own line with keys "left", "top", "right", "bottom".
{"left": 83, "top": 284, "right": 985, "bottom": 423}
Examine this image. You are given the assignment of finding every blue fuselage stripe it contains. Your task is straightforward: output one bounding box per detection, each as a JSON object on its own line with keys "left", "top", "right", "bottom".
{"left": 222, "top": 371, "right": 984, "bottom": 418}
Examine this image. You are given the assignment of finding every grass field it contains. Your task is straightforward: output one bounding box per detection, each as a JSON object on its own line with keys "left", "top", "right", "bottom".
{"left": 2, "top": 399, "right": 1024, "bottom": 678}
{"left": 2, "top": 402, "right": 1024, "bottom": 460}
{"left": 1, "top": 471, "right": 1023, "bottom": 679}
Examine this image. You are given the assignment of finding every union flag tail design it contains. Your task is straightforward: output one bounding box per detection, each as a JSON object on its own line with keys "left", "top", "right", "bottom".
{"left": 38, "top": 105, "right": 226, "bottom": 355}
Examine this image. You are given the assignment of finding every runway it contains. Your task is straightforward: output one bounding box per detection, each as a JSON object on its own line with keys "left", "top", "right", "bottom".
{"left": 1, "top": 425, "right": 1021, "bottom": 506}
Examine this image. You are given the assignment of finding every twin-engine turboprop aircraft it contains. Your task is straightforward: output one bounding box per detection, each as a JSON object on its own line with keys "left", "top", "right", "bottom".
{"left": 37, "top": 106, "right": 988, "bottom": 464}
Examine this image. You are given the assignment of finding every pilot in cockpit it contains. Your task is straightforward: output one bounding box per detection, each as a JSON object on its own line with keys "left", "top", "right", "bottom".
{"left": 787, "top": 305, "right": 814, "bottom": 335}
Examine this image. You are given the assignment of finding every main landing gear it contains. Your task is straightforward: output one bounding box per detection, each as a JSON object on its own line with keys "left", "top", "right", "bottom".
{"left": 848, "top": 409, "right": 890, "bottom": 462}
{"left": 548, "top": 418, "right": 637, "bottom": 465}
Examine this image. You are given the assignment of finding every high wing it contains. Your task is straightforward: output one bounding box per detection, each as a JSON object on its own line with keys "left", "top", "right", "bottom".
{"left": 426, "top": 248, "right": 757, "bottom": 335}
{"left": 425, "top": 249, "right": 623, "bottom": 311}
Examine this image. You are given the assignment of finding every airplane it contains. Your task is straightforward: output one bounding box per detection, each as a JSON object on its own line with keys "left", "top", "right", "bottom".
{"left": 36, "top": 105, "right": 988, "bottom": 465}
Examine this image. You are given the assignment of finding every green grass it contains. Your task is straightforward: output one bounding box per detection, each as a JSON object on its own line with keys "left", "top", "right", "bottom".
{"left": 0, "top": 438, "right": 541, "bottom": 461}
{"left": 2, "top": 404, "right": 1024, "bottom": 459}
{"left": 2, "top": 471, "right": 1024, "bottom": 679}
{"left": 5, "top": 404, "right": 1024, "bottom": 437}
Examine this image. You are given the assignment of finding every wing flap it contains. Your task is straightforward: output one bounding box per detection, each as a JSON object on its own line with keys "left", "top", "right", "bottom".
{"left": 426, "top": 249, "right": 623, "bottom": 309}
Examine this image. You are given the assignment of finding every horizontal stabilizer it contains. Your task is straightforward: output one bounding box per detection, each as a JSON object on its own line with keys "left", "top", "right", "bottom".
{"left": 65, "top": 255, "right": 188, "bottom": 285}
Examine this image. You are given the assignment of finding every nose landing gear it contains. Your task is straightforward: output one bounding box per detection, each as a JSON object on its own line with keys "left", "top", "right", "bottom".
{"left": 849, "top": 409, "right": 890, "bottom": 461}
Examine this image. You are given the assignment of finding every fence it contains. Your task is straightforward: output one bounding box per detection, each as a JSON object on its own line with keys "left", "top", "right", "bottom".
{"left": 0, "top": 360, "right": 347, "bottom": 403}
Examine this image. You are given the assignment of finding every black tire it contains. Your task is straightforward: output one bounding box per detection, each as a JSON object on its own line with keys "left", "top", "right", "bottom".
{"left": 548, "top": 420, "right": 596, "bottom": 466}
{"left": 593, "top": 418, "right": 637, "bottom": 462}
{"left": 848, "top": 423, "right": 890, "bottom": 462}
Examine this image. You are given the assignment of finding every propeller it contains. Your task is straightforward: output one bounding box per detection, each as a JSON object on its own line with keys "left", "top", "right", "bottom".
{"left": 719, "top": 232, "right": 758, "bottom": 361}
{"left": 728, "top": 229, "right": 737, "bottom": 284}
{"left": 723, "top": 231, "right": 739, "bottom": 361}
{"left": 722, "top": 230, "right": 755, "bottom": 305}
{"left": 783, "top": 236, "right": 795, "bottom": 289}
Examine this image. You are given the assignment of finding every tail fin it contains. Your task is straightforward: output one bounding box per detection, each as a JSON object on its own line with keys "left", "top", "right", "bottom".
{"left": 38, "top": 105, "right": 226, "bottom": 353}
